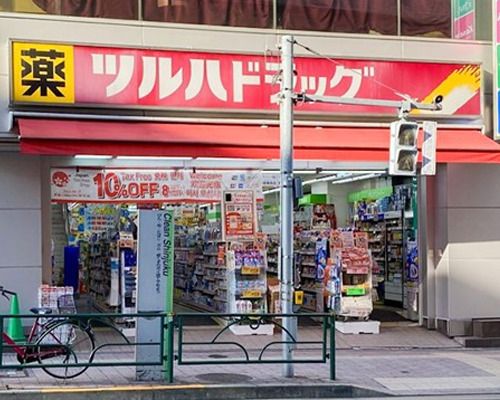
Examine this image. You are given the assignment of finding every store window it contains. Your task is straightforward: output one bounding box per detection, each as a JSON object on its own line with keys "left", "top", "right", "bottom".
{"left": 0, "top": 0, "right": 491, "bottom": 41}
{"left": 0, "top": 0, "right": 138, "bottom": 19}
{"left": 141, "top": 0, "right": 273, "bottom": 29}
{"left": 401, "top": 0, "right": 451, "bottom": 38}
{"left": 278, "top": 0, "right": 398, "bottom": 35}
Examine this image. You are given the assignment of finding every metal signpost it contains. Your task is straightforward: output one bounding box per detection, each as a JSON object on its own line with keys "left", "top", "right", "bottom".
{"left": 278, "top": 35, "right": 441, "bottom": 377}
{"left": 136, "top": 209, "right": 175, "bottom": 381}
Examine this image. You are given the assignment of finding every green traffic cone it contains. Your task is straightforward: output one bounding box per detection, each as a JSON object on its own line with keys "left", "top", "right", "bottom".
{"left": 6, "top": 294, "right": 25, "bottom": 343}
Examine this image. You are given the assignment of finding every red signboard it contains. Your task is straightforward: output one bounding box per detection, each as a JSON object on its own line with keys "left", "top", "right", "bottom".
{"left": 13, "top": 42, "right": 482, "bottom": 117}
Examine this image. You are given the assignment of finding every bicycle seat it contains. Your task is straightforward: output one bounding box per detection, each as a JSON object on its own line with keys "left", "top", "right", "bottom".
{"left": 30, "top": 307, "right": 53, "bottom": 315}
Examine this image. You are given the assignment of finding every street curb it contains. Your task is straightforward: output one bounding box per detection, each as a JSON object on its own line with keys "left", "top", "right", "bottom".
{"left": 0, "top": 383, "right": 389, "bottom": 399}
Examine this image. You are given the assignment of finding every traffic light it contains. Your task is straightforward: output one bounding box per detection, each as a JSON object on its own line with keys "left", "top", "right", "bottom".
{"left": 389, "top": 120, "right": 419, "bottom": 176}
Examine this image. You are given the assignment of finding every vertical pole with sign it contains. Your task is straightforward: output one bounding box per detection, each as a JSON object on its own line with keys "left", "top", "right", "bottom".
{"left": 135, "top": 209, "right": 174, "bottom": 381}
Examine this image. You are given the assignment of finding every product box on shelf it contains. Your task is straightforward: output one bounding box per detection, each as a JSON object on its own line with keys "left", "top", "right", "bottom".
{"left": 328, "top": 229, "right": 374, "bottom": 320}
{"left": 226, "top": 248, "right": 273, "bottom": 335}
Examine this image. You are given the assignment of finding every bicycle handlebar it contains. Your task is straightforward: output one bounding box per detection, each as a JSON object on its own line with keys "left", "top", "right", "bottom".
{"left": 0, "top": 286, "right": 16, "bottom": 300}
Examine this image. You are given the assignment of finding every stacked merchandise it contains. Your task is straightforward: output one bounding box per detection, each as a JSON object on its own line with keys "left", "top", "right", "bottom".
{"left": 38, "top": 285, "right": 76, "bottom": 342}
{"left": 173, "top": 226, "right": 203, "bottom": 304}
{"left": 327, "top": 230, "right": 373, "bottom": 319}
{"left": 200, "top": 230, "right": 227, "bottom": 312}
{"left": 351, "top": 183, "right": 416, "bottom": 307}
{"left": 88, "top": 232, "right": 113, "bottom": 310}
{"left": 119, "top": 232, "right": 137, "bottom": 315}
{"left": 266, "top": 234, "right": 279, "bottom": 276}
{"left": 295, "top": 229, "right": 330, "bottom": 312}
{"left": 405, "top": 241, "right": 419, "bottom": 320}
{"left": 174, "top": 218, "right": 228, "bottom": 313}
{"left": 227, "top": 246, "right": 272, "bottom": 335}
{"left": 38, "top": 285, "right": 75, "bottom": 312}
{"left": 228, "top": 248, "right": 268, "bottom": 314}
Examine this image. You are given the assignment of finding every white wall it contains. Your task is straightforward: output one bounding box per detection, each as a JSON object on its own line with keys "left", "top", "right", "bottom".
{"left": 0, "top": 154, "right": 42, "bottom": 316}
{"left": 430, "top": 164, "right": 500, "bottom": 335}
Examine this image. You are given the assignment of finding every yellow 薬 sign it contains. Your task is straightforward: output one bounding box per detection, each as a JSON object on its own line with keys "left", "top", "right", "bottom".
{"left": 12, "top": 42, "right": 75, "bottom": 104}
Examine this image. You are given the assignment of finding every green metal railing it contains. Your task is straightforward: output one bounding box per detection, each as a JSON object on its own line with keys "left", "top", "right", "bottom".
{"left": 176, "top": 312, "right": 335, "bottom": 380}
{"left": 0, "top": 311, "right": 335, "bottom": 382}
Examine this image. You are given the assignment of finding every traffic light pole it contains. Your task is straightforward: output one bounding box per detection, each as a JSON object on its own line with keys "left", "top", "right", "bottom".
{"left": 279, "top": 34, "right": 295, "bottom": 378}
{"left": 278, "top": 36, "right": 441, "bottom": 378}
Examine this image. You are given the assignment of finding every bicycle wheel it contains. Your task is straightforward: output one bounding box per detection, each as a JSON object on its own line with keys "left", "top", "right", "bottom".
{"left": 35, "top": 320, "right": 95, "bottom": 379}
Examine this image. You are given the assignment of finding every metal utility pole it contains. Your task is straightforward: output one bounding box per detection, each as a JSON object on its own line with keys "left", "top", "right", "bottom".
{"left": 279, "top": 34, "right": 295, "bottom": 378}
{"left": 277, "top": 35, "right": 441, "bottom": 379}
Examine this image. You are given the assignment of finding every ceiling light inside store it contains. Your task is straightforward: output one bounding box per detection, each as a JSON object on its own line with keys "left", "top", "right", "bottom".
{"left": 303, "top": 171, "right": 386, "bottom": 186}
{"left": 116, "top": 156, "right": 193, "bottom": 161}
{"left": 74, "top": 155, "right": 113, "bottom": 160}
{"left": 263, "top": 188, "right": 280, "bottom": 195}
{"left": 331, "top": 173, "right": 385, "bottom": 185}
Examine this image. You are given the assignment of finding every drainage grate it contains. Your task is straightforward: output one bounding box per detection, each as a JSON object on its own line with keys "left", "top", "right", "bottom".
{"left": 195, "top": 373, "right": 253, "bottom": 383}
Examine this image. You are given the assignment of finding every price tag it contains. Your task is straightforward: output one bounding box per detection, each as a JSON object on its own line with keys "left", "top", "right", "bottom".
{"left": 242, "top": 289, "right": 262, "bottom": 298}
{"left": 241, "top": 266, "right": 261, "bottom": 275}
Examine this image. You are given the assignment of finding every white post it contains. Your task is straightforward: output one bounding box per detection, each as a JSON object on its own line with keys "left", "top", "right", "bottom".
{"left": 280, "top": 34, "right": 295, "bottom": 378}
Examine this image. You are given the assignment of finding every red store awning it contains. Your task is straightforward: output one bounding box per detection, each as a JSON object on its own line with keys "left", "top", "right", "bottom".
{"left": 17, "top": 118, "right": 500, "bottom": 164}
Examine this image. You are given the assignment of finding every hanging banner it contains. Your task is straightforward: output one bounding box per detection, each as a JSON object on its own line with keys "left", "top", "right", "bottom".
{"left": 222, "top": 190, "right": 256, "bottom": 240}
{"left": 452, "top": 0, "right": 475, "bottom": 40}
{"left": 12, "top": 41, "right": 481, "bottom": 118}
{"left": 50, "top": 168, "right": 263, "bottom": 203}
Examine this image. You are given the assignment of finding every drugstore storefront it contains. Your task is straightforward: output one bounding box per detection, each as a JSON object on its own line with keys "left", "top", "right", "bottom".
{"left": 6, "top": 38, "right": 500, "bottom": 337}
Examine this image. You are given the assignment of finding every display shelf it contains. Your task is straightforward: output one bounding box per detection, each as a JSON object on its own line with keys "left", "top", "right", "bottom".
{"left": 119, "top": 233, "right": 137, "bottom": 316}
{"left": 294, "top": 230, "right": 328, "bottom": 311}
{"left": 326, "top": 230, "right": 373, "bottom": 319}
{"left": 228, "top": 248, "right": 268, "bottom": 312}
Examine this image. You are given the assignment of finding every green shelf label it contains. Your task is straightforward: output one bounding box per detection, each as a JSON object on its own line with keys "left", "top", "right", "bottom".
{"left": 346, "top": 287, "right": 366, "bottom": 296}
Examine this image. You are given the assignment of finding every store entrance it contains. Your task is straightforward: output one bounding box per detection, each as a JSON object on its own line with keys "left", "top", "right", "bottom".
{"left": 282, "top": 172, "right": 419, "bottom": 323}
{"left": 47, "top": 165, "right": 420, "bottom": 332}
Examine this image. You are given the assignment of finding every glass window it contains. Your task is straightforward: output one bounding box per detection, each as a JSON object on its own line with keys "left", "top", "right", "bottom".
{"left": 401, "top": 0, "right": 451, "bottom": 38}
{"left": 4, "top": 0, "right": 138, "bottom": 19}
{"left": 142, "top": 0, "right": 273, "bottom": 29}
{"left": 278, "top": 0, "right": 398, "bottom": 35}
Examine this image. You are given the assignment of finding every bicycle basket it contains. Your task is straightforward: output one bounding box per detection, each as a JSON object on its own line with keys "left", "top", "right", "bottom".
{"left": 57, "top": 294, "right": 77, "bottom": 314}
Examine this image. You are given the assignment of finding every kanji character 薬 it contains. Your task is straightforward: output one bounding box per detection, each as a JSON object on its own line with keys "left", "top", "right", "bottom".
{"left": 21, "top": 48, "right": 66, "bottom": 97}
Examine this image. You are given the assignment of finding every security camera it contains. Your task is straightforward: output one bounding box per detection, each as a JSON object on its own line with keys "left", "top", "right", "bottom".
{"left": 434, "top": 95, "right": 444, "bottom": 105}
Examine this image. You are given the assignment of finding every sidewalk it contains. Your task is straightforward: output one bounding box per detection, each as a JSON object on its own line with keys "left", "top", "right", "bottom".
{"left": 1, "top": 322, "right": 500, "bottom": 398}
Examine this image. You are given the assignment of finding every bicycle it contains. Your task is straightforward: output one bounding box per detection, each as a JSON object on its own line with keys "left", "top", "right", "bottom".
{"left": 0, "top": 287, "right": 95, "bottom": 379}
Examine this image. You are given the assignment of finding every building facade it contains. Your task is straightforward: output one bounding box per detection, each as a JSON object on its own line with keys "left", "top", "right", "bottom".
{"left": 0, "top": 0, "right": 498, "bottom": 337}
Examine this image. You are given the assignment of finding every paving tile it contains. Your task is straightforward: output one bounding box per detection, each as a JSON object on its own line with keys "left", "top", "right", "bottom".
{"left": 0, "top": 324, "right": 495, "bottom": 397}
